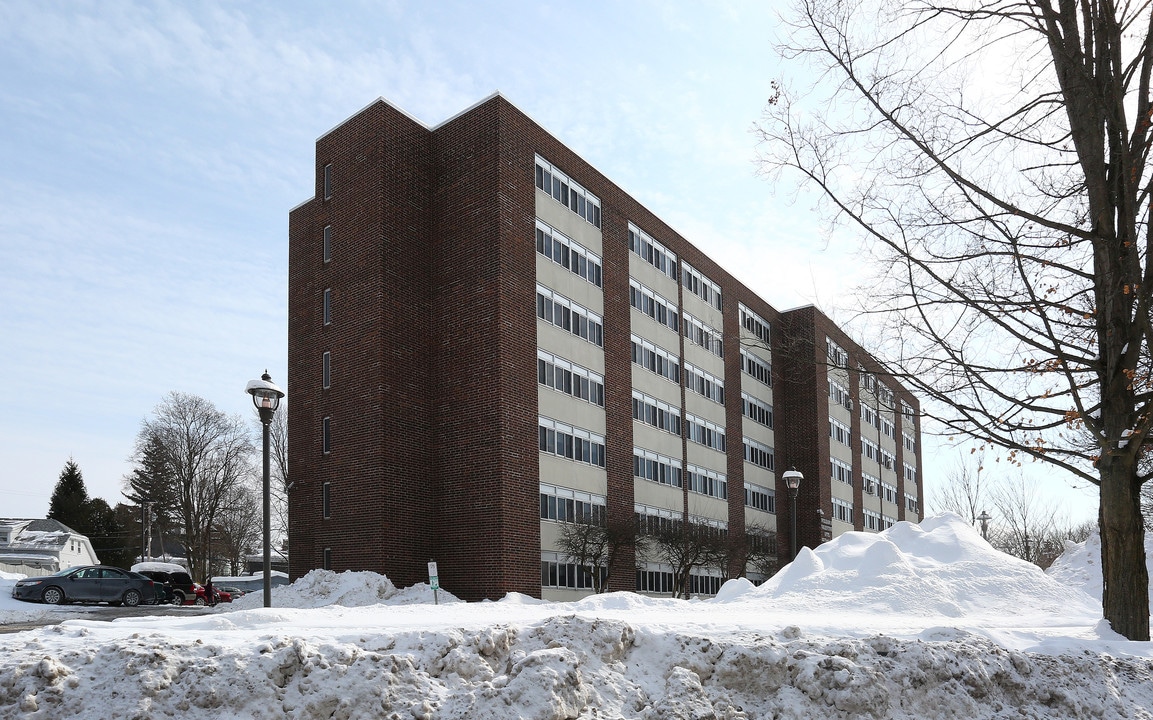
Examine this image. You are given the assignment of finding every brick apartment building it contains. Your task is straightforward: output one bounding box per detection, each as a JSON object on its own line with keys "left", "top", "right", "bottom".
{"left": 287, "top": 94, "right": 923, "bottom": 601}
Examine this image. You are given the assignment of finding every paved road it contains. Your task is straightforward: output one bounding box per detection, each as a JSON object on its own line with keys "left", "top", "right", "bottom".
{"left": 0, "top": 604, "right": 217, "bottom": 634}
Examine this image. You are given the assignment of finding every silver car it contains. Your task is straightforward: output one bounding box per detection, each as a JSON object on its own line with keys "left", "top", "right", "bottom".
{"left": 11, "top": 565, "right": 155, "bottom": 607}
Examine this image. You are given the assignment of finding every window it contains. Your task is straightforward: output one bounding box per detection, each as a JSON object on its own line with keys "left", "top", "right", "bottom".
{"left": 636, "top": 564, "right": 676, "bottom": 593}
{"left": 829, "top": 418, "right": 851, "bottom": 447}
{"left": 631, "top": 335, "right": 680, "bottom": 384}
{"left": 903, "top": 431, "right": 917, "bottom": 454}
{"left": 538, "top": 416, "right": 606, "bottom": 468}
{"left": 629, "top": 279, "right": 679, "bottom": 332}
{"left": 832, "top": 497, "right": 853, "bottom": 524}
{"left": 635, "top": 505, "right": 683, "bottom": 535}
{"left": 739, "top": 303, "right": 771, "bottom": 344}
{"left": 686, "top": 363, "right": 724, "bottom": 404}
{"left": 862, "top": 472, "right": 879, "bottom": 495}
{"left": 904, "top": 463, "right": 918, "bottom": 484}
{"left": 831, "top": 457, "right": 853, "bottom": 486}
{"left": 741, "top": 349, "right": 772, "bottom": 387}
{"left": 686, "top": 414, "right": 727, "bottom": 452}
{"left": 323, "top": 289, "right": 332, "bottom": 325}
{"left": 628, "top": 223, "right": 677, "bottom": 280}
{"left": 682, "top": 262, "right": 722, "bottom": 311}
{"left": 905, "top": 493, "right": 920, "bottom": 513}
{"left": 323, "top": 225, "right": 332, "bottom": 263}
{"left": 881, "top": 482, "right": 898, "bottom": 504}
{"left": 536, "top": 220, "right": 602, "bottom": 287}
{"left": 322, "top": 417, "right": 332, "bottom": 454}
{"left": 536, "top": 285, "right": 604, "bottom": 347}
{"left": 864, "top": 509, "right": 882, "bottom": 531}
{"left": 535, "top": 155, "right": 601, "bottom": 228}
{"left": 632, "top": 390, "right": 682, "bottom": 436}
{"left": 829, "top": 380, "right": 851, "bottom": 410}
{"left": 687, "top": 465, "right": 727, "bottom": 500}
{"left": 742, "top": 392, "right": 774, "bottom": 428}
{"left": 323, "top": 548, "right": 332, "bottom": 570}
{"left": 745, "top": 482, "right": 776, "bottom": 513}
{"left": 683, "top": 312, "right": 723, "bottom": 357}
{"left": 743, "top": 437, "right": 775, "bottom": 470}
{"left": 862, "top": 403, "right": 879, "bottom": 430}
{"left": 540, "top": 484, "right": 607, "bottom": 524}
{"left": 827, "top": 337, "right": 848, "bottom": 367}
{"left": 542, "top": 553, "right": 603, "bottom": 589}
{"left": 322, "top": 482, "right": 331, "bottom": 519}
{"left": 322, "top": 351, "right": 331, "bottom": 389}
{"left": 633, "top": 448, "right": 683, "bottom": 488}
{"left": 323, "top": 163, "right": 333, "bottom": 199}
{"left": 537, "top": 350, "right": 605, "bottom": 406}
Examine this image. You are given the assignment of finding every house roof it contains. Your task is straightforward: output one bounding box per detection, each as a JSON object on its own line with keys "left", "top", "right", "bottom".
{"left": 0, "top": 518, "right": 83, "bottom": 550}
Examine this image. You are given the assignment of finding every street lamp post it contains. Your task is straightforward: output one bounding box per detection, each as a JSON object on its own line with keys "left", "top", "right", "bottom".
{"left": 246, "top": 370, "right": 285, "bottom": 608}
{"left": 783, "top": 468, "right": 803, "bottom": 561}
{"left": 976, "top": 510, "right": 991, "bottom": 541}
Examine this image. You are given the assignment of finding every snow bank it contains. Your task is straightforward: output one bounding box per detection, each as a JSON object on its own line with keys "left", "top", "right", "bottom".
{"left": 1, "top": 514, "right": 1151, "bottom": 719}
{"left": 1046, "top": 525, "right": 1153, "bottom": 617}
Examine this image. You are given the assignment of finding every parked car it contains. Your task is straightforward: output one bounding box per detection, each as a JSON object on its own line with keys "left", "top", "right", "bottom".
{"left": 11, "top": 565, "right": 155, "bottom": 607}
{"left": 134, "top": 568, "right": 197, "bottom": 605}
{"left": 218, "top": 586, "right": 246, "bottom": 598}
{"left": 129, "top": 571, "right": 172, "bottom": 605}
{"left": 191, "top": 584, "right": 232, "bottom": 605}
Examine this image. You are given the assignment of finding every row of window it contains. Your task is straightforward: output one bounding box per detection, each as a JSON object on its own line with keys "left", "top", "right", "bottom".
{"left": 686, "top": 414, "right": 727, "bottom": 451}
{"left": 745, "top": 482, "right": 776, "bottom": 513}
{"left": 542, "top": 558, "right": 603, "bottom": 590}
{"left": 906, "top": 493, "right": 920, "bottom": 513}
{"left": 831, "top": 457, "right": 852, "bottom": 486}
{"left": 633, "top": 448, "right": 682, "bottom": 488}
{"left": 629, "top": 223, "right": 677, "bottom": 280}
{"left": 827, "top": 337, "right": 848, "bottom": 367}
{"left": 742, "top": 392, "right": 774, "bottom": 429}
{"left": 682, "top": 262, "right": 722, "bottom": 311}
{"left": 683, "top": 312, "right": 724, "bottom": 357}
{"left": 537, "top": 285, "right": 604, "bottom": 347}
{"left": 741, "top": 349, "right": 772, "bottom": 387}
{"left": 830, "top": 418, "right": 851, "bottom": 447}
{"left": 832, "top": 497, "right": 853, "bottom": 523}
{"left": 538, "top": 350, "right": 605, "bottom": 407}
{"left": 632, "top": 390, "right": 682, "bottom": 435}
{"left": 743, "top": 437, "right": 775, "bottom": 470}
{"left": 685, "top": 363, "right": 724, "bottom": 404}
{"left": 903, "top": 432, "right": 917, "bottom": 454}
{"left": 536, "top": 220, "right": 603, "bottom": 287}
{"left": 629, "top": 279, "right": 679, "bottom": 332}
{"left": 739, "top": 303, "right": 771, "bottom": 344}
{"left": 539, "top": 417, "right": 606, "bottom": 467}
{"left": 687, "top": 465, "right": 727, "bottom": 500}
{"left": 631, "top": 336, "right": 680, "bottom": 384}
{"left": 536, "top": 156, "right": 602, "bottom": 228}
{"left": 904, "top": 463, "right": 917, "bottom": 483}
{"left": 636, "top": 504, "right": 681, "bottom": 535}
{"left": 863, "top": 509, "right": 896, "bottom": 532}
{"left": 540, "top": 484, "right": 606, "bottom": 524}
{"left": 829, "top": 380, "right": 851, "bottom": 410}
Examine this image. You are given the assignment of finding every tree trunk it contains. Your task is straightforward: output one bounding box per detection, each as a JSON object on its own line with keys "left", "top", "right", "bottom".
{"left": 1099, "top": 454, "right": 1149, "bottom": 640}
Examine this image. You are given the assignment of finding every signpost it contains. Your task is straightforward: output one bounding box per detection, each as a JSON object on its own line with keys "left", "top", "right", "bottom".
{"left": 428, "top": 560, "right": 439, "bottom": 605}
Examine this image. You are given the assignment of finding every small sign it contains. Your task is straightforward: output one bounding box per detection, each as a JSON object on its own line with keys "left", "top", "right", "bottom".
{"left": 428, "top": 561, "right": 439, "bottom": 592}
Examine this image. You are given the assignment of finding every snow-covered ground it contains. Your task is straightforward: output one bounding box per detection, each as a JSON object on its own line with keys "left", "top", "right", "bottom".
{"left": 1, "top": 514, "right": 1151, "bottom": 719}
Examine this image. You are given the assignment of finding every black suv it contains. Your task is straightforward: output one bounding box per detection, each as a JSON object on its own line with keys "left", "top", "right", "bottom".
{"left": 137, "top": 569, "right": 197, "bottom": 605}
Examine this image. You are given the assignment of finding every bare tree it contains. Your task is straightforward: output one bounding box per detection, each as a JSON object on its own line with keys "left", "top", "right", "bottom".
{"left": 989, "top": 474, "right": 1067, "bottom": 568}
{"left": 254, "top": 402, "right": 290, "bottom": 543}
{"left": 759, "top": 0, "right": 1153, "bottom": 640}
{"left": 213, "top": 480, "right": 261, "bottom": 576}
{"left": 553, "top": 513, "right": 640, "bottom": 593}
{"left": 741, "top": 523, "right": 780, "bottom": 582}
{"left": 649, "top": 521, "right": 726, "bottom": 599}
{"left": 138, "top": 392, "right": 254, "bottom": 581}
{"left": 933, "top": 450, "right": 994, "bottom": 524}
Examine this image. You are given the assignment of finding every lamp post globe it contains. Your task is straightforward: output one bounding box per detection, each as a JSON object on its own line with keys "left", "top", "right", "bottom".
{"left": 782, "top": 468, "right": 803, "bottom": 561}
{"left": 246, "top": 371, "right": 284, "bottom": 608}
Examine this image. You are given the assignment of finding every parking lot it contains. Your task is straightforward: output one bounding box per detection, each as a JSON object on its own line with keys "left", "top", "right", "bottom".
{"left": 0, "top": 602, "right": 217, "bottom": 634}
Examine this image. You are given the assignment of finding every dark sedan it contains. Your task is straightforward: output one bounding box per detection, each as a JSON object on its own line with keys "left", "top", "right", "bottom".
{"left": 11, "top": 565, "right": 155, "bottom": 607}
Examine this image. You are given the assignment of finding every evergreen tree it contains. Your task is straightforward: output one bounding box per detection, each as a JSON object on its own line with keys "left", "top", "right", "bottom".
{"left": 47, "top": 458, "right": 90, "bottom": 531}
{"left": 123, "top": 430, "right": 181, "bottom": 558}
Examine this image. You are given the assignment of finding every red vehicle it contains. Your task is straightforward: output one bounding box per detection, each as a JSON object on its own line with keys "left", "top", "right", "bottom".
{"left": 192, "top": 584, "right": 231, "bottom": 605}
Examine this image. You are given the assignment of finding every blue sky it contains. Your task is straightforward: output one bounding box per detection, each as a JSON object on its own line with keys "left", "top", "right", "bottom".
{"left": 0, "top": 1, "right": 1097, "bottom": 524}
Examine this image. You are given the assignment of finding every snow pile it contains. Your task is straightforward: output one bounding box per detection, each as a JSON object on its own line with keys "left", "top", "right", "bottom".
{"left": 749, "top": 513, "right": 1100, "bottom": 619}
{"left": 0, "top": 514, "right": 1151, "bottom": 719}
{"left": 1046, "top": 526, "right": 1153, "bottom": 616}
{"left": 229, "top": 569, "right": 462, "bottom": 610}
